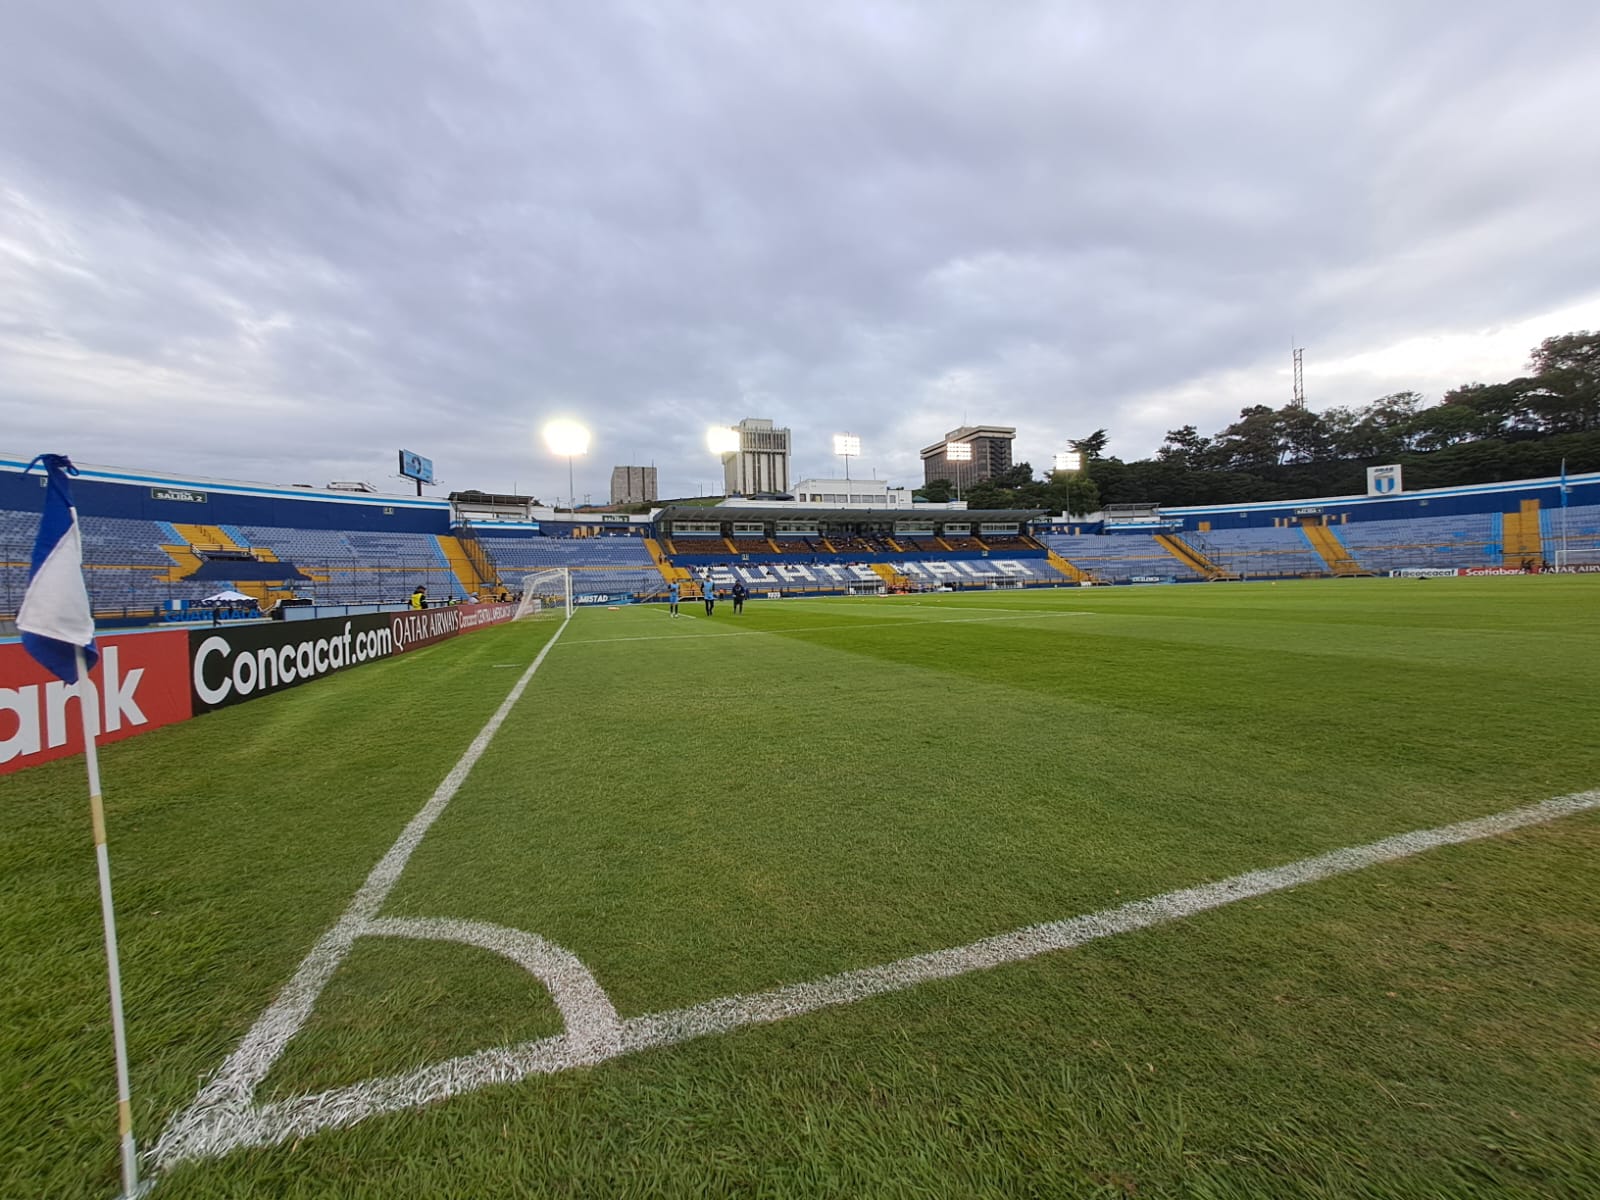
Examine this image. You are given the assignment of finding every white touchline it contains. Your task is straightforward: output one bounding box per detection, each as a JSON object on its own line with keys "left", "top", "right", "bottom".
{"left": 152, "top": 778, "right": 1600, "bottom": 1170}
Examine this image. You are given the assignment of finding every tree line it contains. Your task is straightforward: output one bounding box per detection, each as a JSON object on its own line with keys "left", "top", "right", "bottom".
{"left": 915, "top": 331, "right": 1600, "bottom": 513}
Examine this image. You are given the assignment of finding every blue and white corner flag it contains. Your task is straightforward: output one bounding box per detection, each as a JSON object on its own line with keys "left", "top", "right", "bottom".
{"left": 16, "top": 453, "right": 98, "bottom": 684}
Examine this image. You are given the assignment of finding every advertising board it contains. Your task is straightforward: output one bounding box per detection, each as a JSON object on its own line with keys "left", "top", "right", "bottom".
{"left": 398, "top": 450, "right": 435, "bottom": 485}
{"left": 5, "top": 602, "right": 525, "bottom": 770}
{"left": 1, "top": 631, "right": 193, "bottom": 774}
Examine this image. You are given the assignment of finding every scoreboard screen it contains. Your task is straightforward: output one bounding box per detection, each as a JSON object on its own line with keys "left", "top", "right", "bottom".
{"left": 398, "top": 450, "right": 435, "bottom": 485}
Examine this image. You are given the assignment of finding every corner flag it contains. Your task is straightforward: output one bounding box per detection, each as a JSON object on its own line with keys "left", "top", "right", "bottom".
{"left": 17, "top": 453, "right": 144, "bottom": 1198}
{"left": 17, "top": 453, "right": 98, "bottom": 683}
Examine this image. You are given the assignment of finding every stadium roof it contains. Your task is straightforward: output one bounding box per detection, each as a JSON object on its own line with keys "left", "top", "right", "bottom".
{"left": 654, "top": 504, "right": 1046, "bottom": 525}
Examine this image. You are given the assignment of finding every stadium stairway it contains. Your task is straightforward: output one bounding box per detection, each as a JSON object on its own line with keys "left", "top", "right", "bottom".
{"left": 1502, "top": 500, "right": 1544, "bottom": 565}
{"left": 1155, "top": 533, "right": 1237, "bottom": 580}
{"left": 870, "top": 562, "right": 904, "bottom": 589}
{"left": 1300, "top": 521, "right": 1371, "bottom": 575}
{"left": 644, "top": 537, "right": 693, "bottom": 584}
{"left": 436, "top": 533, "right": 498, "bottom": 598}
{"left": 163, "top": 523, "right": 285, "bottom": 609}
{"left": 1045, "top": 548, "right": 1094, "bottom": 583}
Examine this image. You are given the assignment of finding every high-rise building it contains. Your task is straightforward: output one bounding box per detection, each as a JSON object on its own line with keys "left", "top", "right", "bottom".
{"left": 720, "top": 418, "right": 792, "bottom": 496}
{"left": 919, "top": 425, "right": 1016, "bottom": 488}
{"left": 609, "top": 465, "right": 658, "bottom": 505}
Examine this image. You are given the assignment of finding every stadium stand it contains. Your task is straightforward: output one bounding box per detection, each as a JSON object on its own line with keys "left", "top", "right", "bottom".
{"left": 7, "top": 458, "right": 1600, "bottom": 619}
{"left": 1541, "top": 503, "right": 1600, "bottom": 560}
{"left": 230, "top": 525, "right": 468, "bottom": 604}
{"left": 1335, "top": 512, "right": 1501, "bottom": 573}
{"left": 472, "top": 530, "right": 663, "bottom": 597}
{"left": 667, "top": 537, "right": 732, "bottom": 555}
{"left": 1201, "top": 527, "right": 1327, "bottom": 578}
{"left": 1037, "top": 533, "right": 1207, "bottom": 582}
{"left": 978, "top": 535, "right": 1038, "bottom": 552}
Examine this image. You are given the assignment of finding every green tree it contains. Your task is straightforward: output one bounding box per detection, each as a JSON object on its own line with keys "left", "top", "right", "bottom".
{"left": 1410, "top": 401, "right": 1489, "bottom": 451}
{"left": 1277, "top": 405, "right": 1330, "bottom": 463}
{"left": 1156, "top": 424, "right": 1214, "bottom": 467}
{"left": 963, "top": 481, "right": 1007, "bottom": 510}
{"left": 1524, "top": 331, "right": 1600, "bottom": 432}
{"left": 1212, "top": 405, "right": 1282, "bottom": 470}
{"left": 1071, "top": 429, "right": 1110, "bottom": 461}
{"left": 988, "top": 462, "right": 1038, "bottom": 489}
{"left": 916, "top": 478, "right": 954, "bottom": 503}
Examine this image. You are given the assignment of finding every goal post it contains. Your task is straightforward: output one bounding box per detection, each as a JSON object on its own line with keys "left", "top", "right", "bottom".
{"left": 514, "top": 569, "right": 573, "bottom": 619}
{"left": 1553, "top": 546, "right": 1600, "bottom": 569}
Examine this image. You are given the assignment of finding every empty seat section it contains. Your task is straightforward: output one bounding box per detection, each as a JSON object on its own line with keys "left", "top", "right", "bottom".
{"left": 1038, "top": 533, "right": 1206, "bottom": 581}
{"left": 1337, "top": 512, "right": 1499, "bottom": 571}
{"left": 1202, "top": 528, "right": 1324, "bottom": 576}
{"left": 1542, "top": 503, "right": 1600, "bottom": 558}
{"left": 475, "top": 533, "right": 661, "bottom": 596}
{"left": 228, "top": 525, "right": 464, "bottom": 603}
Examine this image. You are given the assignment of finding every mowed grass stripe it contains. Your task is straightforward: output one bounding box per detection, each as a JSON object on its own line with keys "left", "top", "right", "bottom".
{"left": 163, "top": 797, "right": 1600, "bottom": 1200}
{"left": 386, "top": 581, "right": 1600, "bottom": 1017}
{"left": 6, "top": 581, "right": 1600, "bottom": 1197}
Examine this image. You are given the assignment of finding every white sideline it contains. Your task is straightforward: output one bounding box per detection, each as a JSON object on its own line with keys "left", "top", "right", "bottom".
{"left": 153, "top": 784, "right": 1600, "bottom": 1169}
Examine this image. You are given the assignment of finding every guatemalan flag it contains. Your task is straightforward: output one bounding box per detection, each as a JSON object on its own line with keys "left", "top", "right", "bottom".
{"left": 15, "top": 454, "right": 99, "bottom": 684}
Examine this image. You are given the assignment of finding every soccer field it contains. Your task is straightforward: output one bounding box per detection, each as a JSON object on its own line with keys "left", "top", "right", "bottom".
{"left": 5, "top": 578, "right": 1599, "bottom": 1198}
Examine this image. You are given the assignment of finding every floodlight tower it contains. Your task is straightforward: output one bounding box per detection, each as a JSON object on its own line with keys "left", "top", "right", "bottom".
{"left": 706, "top": 425, "right": 740, "bottom": 494}
{"left": 542, "top": 419, "right": 591, "bottom": 511}
{"left": 833, "top": 433, "right": 860, "bottom": 483}
{"left": 1052, "top": 449, "right": 1083, "bottom": 473}
{"left": 945, "top": 440, "right": 972, "bottom": 501}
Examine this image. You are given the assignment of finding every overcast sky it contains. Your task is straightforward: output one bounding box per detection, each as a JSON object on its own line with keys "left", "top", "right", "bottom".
{"left": 3, "top": 1, "right": 1599, "bottom": 503}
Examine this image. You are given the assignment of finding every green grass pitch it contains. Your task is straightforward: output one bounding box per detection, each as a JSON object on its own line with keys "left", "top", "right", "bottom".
{"left": 4, "top": 578, "right": 1599, "bottom": 1198}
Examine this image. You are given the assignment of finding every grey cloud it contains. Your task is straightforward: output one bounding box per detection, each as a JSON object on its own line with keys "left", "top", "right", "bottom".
{"left": 2, "top": 0, "right": 1599, "bottom": 501}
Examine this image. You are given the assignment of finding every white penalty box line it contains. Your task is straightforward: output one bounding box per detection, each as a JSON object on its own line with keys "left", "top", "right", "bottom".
{"left": 154, "top": 770, "right": 1600, "bottom": 1168}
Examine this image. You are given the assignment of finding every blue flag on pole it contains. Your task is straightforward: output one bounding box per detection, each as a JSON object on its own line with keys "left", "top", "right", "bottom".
{"left": 16, "top": 454, "right": 99, "bottom": 684}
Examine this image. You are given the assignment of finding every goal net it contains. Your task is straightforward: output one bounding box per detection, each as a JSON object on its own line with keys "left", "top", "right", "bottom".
{"left": 1553, "top": 546, "right": 1600, "bottom": 569}
{"left": 986, "top": 577, "right": 1025, "bottom": 590}
{"left": 514, "top": 569, "right": 573, "bottom": 619}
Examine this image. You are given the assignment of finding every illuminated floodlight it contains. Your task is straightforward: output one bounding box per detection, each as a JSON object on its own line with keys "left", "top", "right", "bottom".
{"left": 945, "top": 441, "right": 972, "bottom": 462}
{"left": 542, "top": 418, "right": 591, "bottom": 458}
{"left": 833, "top": 434, "right": 861, "bottom": 458}
{"left": 706, "top": 426, "right": 741, "bottom": 456}
{"left": 542, "top": 418, "right": 591, "bottom": 511}
{"left": 1053, "top": 449, "right": 1084, "bottom": 473}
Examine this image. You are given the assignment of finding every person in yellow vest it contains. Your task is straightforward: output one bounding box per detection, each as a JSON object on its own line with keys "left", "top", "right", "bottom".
{"left": 410, "top": 585, "right": 426, "bottom": 610}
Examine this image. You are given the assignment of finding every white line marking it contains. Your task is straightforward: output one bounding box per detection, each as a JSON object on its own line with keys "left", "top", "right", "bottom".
{"left": 368, "top": 917, "right": 622, "bottom": 1057}
{"left": 152, "top": 611, "right": 576, "bottom": 1168}
{"left": 153, "top": 787, "right": 1600, "bottom": 1168}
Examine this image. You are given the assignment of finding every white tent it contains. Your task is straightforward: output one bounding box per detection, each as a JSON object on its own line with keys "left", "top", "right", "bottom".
{"left": 202, "top": 589, "right": 255, "bottom": 603}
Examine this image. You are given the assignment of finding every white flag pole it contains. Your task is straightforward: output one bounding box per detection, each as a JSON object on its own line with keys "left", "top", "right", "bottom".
{"left": 74, "top": 645, "right": 142, "bottom": 1198}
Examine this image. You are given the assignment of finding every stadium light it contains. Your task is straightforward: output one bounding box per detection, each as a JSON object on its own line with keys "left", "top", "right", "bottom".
{"left": 833, "top": 433, "right": 860, "bottom": 482}
{"left": 945, "top": 441, "right": 972, "bottom": 501}
{"left": 1053, "top": 449, "right": 1084, "bottom": 473}
{"left": 542, "top": 419, "right": 591, "bottom": 511}
{"left": 706, "top": 426, "right": 740, "bottom": 456}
